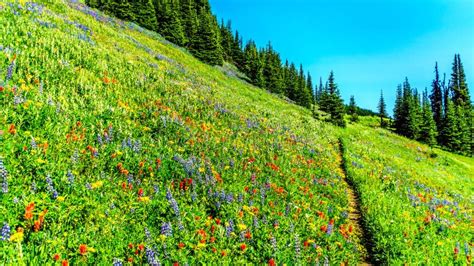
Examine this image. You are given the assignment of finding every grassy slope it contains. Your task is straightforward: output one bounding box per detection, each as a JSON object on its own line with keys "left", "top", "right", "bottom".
{"left": 0, "top": 1, "right": 357, "bottom": 264}
{"left": 0, "top": 0, "right": 472, "bottom": 265}
{"left": 343, "top": 123, "right": 473, "bottom": 264}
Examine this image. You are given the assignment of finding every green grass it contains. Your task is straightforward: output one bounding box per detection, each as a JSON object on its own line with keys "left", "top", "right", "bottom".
{"left": 0, "top": 0, "right": 472, "bottom": 265}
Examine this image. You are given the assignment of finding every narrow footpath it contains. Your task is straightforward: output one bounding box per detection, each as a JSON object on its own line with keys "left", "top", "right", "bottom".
{"left": 338, "top": 138, "right": 376, "bottom": 265}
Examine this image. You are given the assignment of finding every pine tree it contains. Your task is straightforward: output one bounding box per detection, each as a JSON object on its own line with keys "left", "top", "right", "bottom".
{"left": 179, "top": 0, "right": 198, "bottom": 47}
{"left": 321, "top": 71, "right": 346, "bottom": 127}
{"left": 132, "top": 0, "right": 158, "bottom": 30}
{"left": 393, "top": 84, "right": 404, "bottom": 132}
{"left": 154, "top": 0, "right": 186, "bottom": 46}
{"left": 285, "top": 62, "right": 298, "bottom": 100}
{"left": 348, "top": 95, "right": 359, "bottom": 122}
{"left": 232, "top": 31, "right": 245, "bottom": 68}
{"left": 419, "top": 89, "right": 437, "bottom": 146}
{"left": 442, "top": 99, "right": 461, "bottom": 152}
{"left": 243, "top": 40, "right": 264, "bottom": 86}
{"left": 378, "top": 90, "right": 387, "bottom": 127}
{"left": 219, "top": 20, "right": 234, "bottom": 62}
{"left": 430, "top": 62, "right": 443, "bottom": 132}
{"left": 306, "top": 72, "right": 314, "bottom": 104}
{"left": 190, "top": 8, "right": 223, "bottom": 65}
{"left": 262, "top": 43, "right": 283, "bottom": 94}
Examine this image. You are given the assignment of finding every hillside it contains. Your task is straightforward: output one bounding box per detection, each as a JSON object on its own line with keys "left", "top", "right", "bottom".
{"left": 0, "top": 1, "right": 472, "bottom": 265}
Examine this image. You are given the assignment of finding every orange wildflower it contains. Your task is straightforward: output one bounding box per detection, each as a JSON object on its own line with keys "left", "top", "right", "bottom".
{"left": 79, "top": 244, "right": 87, "bottom": 255}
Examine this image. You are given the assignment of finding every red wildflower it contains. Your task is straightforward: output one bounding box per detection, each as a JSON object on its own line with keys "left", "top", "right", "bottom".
{"left": 128, "top": 258, "right": 133, "bottom": 263}
{"left": 138, "top": 188, "right": 144, "bottom": 197}
{"left": 221, "top": 250, "right": 227, "bottom": 257}
{"left": 268, "top": 258, "right": 276, "bottom": 266}
{"left": 128, "top": 243, "right": 133, "bottom": 249}
{"left": 245, "top": 231, "right": 252, "bottom": 240}
{"left": 320, "top": 225, "right": 327, "bottom": 232}
{"left": 0, "top": 85, "right": 4, "bottom": 92}
{"left": 8, "top": 124, "right": 16, "bottom": 135}
{"left": 240, "top": 244, "right": 247, "bottom": 251}
{"left": 173, "top": 263, "right": 179, "bottom": 266}
{"left": 303, "top": 240, "right": 309, "bottom": 248}
{"left": 62, "top": 260, "right": 69, "bottom": 266}
{"left": 79, "top": 244, "right": 87, "bottom": 255}
{"left": 210, "top": 236, "right": 216, "bottom": 243}
{"left": 53, "top": 254, "right": 60, "bottom": 261}
{"left": 178, "top": 242, "right": 185, "bottom": 249}
{"left": 138, "top": 244, "right": 145, "bottom": 251}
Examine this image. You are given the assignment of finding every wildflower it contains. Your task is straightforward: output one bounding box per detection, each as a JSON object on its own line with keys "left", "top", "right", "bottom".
{"left": 6, "top": 60, "right": 15, "bottom": 81}
{"left": 240, "top": 243, "right": 247, "bottom": 251}
{"left": 270, "top": 236, "right": 277, "bottom": 251}
{"left": 138, "top": 188, "right": 144, "bottom": 197}
{"left": 268, "top": 258, "right": 276, "bottom": 266}
{"left": 61, "top": 260, "right": 69, "bottom": 266}
{"left": 295, "top": 234, "right": 301, "bottom": 259}
{"left": 113, "top": 258, "right": 123, "bottom": 266}
{"left": 1, "top": 223, "right": 10, "bottom": 241}
{"left": 0, "top": 158, "right": 8, "bottom": 194}
{"left": 145, "top": 247, "right": 159, "bottom": 265}
{"left": 79, "top": 244, "right": 87, "bottom": 255}
{"left": 24, "top": 202, "right": 35, "bottom": 220}
{"left": 178, "top": 242, "right": 185, "bottom": 249}
{"left": 9, "top": 228, "right": 24, "bottom": 242}
{"left": 161, "top": 222, "right": 172, "bottom": 237}
{"left": 53, "top": 254, "right": 60, "bottom": 261}
{"left": 67, "top": 170, "right": 74, "bottom": 184}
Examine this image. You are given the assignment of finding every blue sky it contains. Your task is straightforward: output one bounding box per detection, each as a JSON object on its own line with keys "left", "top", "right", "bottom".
{"left": 209, "top": 0, "right": 474, "bottom": 114}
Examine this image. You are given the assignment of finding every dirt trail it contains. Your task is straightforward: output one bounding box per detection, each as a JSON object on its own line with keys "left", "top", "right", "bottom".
{"left": 338, "top": 138, "right": 376, "bottom": 265}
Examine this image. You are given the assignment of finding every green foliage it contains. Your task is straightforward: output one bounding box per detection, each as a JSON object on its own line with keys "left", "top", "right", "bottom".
{"left": 154, "top": 0, "right": 186, "bottom": 46}
{"left": 190, "top": 8, "right": 223, "bottom": 65}
{"left": 377, "top": 90, "right": 387, "bottom": 128}
{"left": 132, "top": 0, "right": 158, "bottom": 30}
{"left": 320, "top": 71, "right": 346, "bottom": 127}
{"left": 348, "top": 95, "right": 359, "bottom": 123}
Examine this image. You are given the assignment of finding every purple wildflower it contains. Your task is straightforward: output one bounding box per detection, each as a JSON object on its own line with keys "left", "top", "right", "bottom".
{"left": 0, "top": 159, "right": 8, "bottom": 194}
{"left": 161, "top": 222, "right": 172, "bottom": 237}
{"left": 1, "top": 223, "right": 10, "bottom": 241}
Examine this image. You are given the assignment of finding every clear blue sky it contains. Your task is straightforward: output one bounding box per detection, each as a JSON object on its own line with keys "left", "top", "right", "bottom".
{"left": 209, "top": 0, "right": 474, "bottom": 115}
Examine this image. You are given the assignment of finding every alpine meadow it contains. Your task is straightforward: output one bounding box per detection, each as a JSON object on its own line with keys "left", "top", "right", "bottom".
{"left": 0, "top": 0, "right": 473, "bottom": 265}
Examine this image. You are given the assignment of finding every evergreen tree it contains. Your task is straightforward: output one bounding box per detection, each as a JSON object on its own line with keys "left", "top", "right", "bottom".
{"left": 378, "top": 90, "right": 387, "bottom": 127}
{"left": 419, "top": 89, "right": 437, "bottom": 146}
{"left": 348, "top": 95, "right": 359, "bottom": 123}
{"left": 219, "top": 20, "right": 234, "bottom": 62}
{"left": 154, "top": 0, "right": 186, "bottom": 46}
{"left": 262, "top": 43, "right": 283, "bottom": 94}
{"left": 320, "top": 71, "right": 346, "bottom": 127}
{"left": 285, "top": 62, "right": 298, "bottom": 100}
{"left": 393, "top": 84, "right": 404, "bottom": 132}
{"left": 442, "top": 99, "right": 461, "bottom": 152}
{"left": 306, "top": 72, "right": 314, "bottom": 104}
{"left": 132, "top": 0, "right": 158, "bottom": 30}
{"left": 190, "top": 8, "right": 223, "bottom": 65}
{"left": 430, "top": 62, "right": 443, "bottom": 132}
{"left": 232, "top": 31, "right": 245, "bottom": 68}
{"left": 179, "top": 0, "right": 198, "bottom": 47}
{"left": 243, "top": 40, "right": 264, "bottom": 86}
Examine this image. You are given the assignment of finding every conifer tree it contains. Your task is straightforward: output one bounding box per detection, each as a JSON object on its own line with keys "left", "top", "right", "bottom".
{"left": 132, "top": 0, "right": 158, "bottom": 30}
{"left": 320, "top": 71, "right": 346, "bottom": 127}
{"left": 243, "top": 40, "right": 264, "bottom": 86}
{"left": 378, "top": 90, "right": 387, "bottom": 127}
{"left": 180, "top": 0, "right": 198, "bottom": 47}
{"left": 348, "top": 95, "right": 359, "bottom": 123}
{"left": 190, "top": 8, "right": 223, "bottom": 65}
{"left": 232, "top": 31, "right": 245, "bottom": 68}
{"left": 430, "top": 62, "right": 443, "bottom": 131}
{"left": 262, "top": 43, "right": 283, "bottom": 94}
{"left": 393, "top": 84, "right": 404, "bottom": 132}
{"left": 154, "top": 0, "right": 186, "bottom": 46}
{"left": 419, "top": 89, "right": 437, "bottom": 146}
{"left": 442, "top": 99, "right": 461, "bottom": 151}
{"left": 219, "top": 20, "right": 234, "bottom": 62}
{"left": 306, "top": 72, "right": 314, "bottom": 104}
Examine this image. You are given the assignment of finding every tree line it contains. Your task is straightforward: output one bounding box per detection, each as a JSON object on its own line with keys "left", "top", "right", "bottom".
{"left": 390, "top": 54, "right": 472, "bottom": 155}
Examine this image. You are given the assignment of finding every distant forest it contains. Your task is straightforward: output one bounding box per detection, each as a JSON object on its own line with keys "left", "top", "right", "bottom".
{"left": 85, "top": 0, "right": 472, "bottom": 156}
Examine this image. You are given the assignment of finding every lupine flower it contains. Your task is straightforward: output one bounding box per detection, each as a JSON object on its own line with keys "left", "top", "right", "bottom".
{"left": 294, "top": 234, "right": 301, "bottom": 259}
{"left": 5, "top": 60, "right": 15, "bottom": 81}
{"left": 145, "top": 247, "right": 160, "bottom": 266}
{"left": 113, "top": 258, "right": 123, "bottom": 266}
{"left": 1, "top": 223, "right": 10, "bottom": 241}
{"left": 270, "top": 236, "right": 277, "bottom": 251}
{"left": 31, "top": 181, "right": 37, "bottom": 193}
{"left": 0, "top": 158, "right": 8, "bottom": 194}
{"left": 161, "top": 222, "right": 172, "bottom": 237}
{"left": 67, "top": 170, "right": 74, "bottom": 185}
{"left": 71, "top": 150, "right": 79, "bottom": 164}
{"left": 31, "top": 137, "right": 37, "bottom": 149}
{"left": 145, "top": 227, "right": 151, "bottom": 240}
